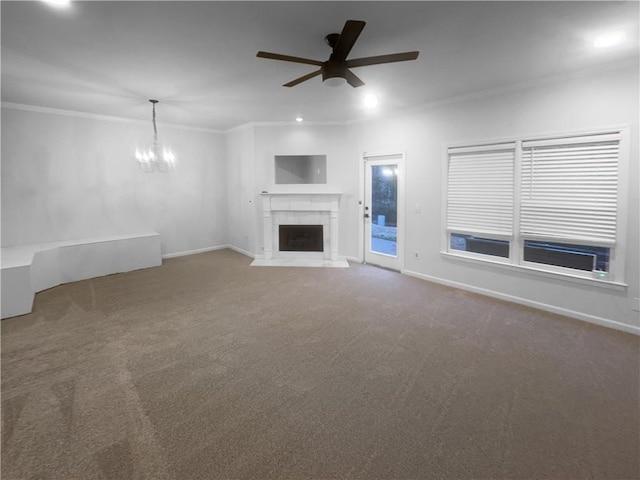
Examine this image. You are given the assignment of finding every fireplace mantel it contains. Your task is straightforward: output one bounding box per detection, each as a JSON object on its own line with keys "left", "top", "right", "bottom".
{"left": 260, "top": 192, "right": 342, "bottom": 212}
{"left": 251, "top": 192, "right": 348, "bottom": 268}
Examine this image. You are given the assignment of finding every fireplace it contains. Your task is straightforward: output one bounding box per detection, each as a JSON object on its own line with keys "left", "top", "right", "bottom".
{"left": 251, "top": 192, "right": 348, "bottom": 267}
{"left": 279, "top": 225, "right": 324, "bottom": 252}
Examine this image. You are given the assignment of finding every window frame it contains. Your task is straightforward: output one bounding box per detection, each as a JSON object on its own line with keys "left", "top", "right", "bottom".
{"left": 445, "top": 141, "right": 517, "bottom": 264}
{"left": 447, "top": 231, "right": 513, "bottom": 263}
{"left": 442, "top": 126, "right": 629, "bottom": 287}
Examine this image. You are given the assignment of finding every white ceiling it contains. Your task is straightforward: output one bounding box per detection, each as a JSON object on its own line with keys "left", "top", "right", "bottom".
{"left": 2, "top": 1, "right": 638, "bottom": 131}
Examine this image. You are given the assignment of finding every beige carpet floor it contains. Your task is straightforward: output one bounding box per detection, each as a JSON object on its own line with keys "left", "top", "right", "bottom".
{"left": 2, "top": 248, "right": 638, "bottom": 479}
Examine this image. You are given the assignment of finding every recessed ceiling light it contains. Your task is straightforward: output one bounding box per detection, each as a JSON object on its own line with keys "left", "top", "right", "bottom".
{"left": 42, "top": 0, "right": 71, "bottom": 7}
{"left": 593, "top": 32, "right": 625, "bottom": 48}
{"left": 295, "top": 116, "right": 303, "bottom": 122}
{"left": 363, "top": 94, "right": 379, "bottom": 109}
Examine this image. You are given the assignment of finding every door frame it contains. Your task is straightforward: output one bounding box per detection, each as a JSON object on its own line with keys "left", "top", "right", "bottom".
{"left": 358, "top": 151, "right": 406, "bottom": 271}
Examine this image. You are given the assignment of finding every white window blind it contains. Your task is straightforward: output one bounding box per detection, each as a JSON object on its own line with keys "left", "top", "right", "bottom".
{"left": 447, "top": 144, "right": 515, "bottom": 237}
{"left": 520, "top": 133, "right": 620, "bottom": 245}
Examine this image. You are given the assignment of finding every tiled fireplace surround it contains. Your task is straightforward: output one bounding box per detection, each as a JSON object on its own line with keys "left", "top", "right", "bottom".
{"left": 251, "top": 193, "right": 348, "bottom": 268}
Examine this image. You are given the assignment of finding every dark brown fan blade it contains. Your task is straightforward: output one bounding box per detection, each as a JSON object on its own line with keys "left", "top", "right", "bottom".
{"left": 344, "top": 69, "right": 365, "bottom": 88}
{"left": 346, "top": 51, "right": 419, "bottom": 68}
{"left": 331, "top": 20, "right": 366, "bottom": 61}
{"left": 257, "top": 51, "right": 324, "bottom": 67}
{"left": 283, "top": 69, "right": 322, "bottom": 87}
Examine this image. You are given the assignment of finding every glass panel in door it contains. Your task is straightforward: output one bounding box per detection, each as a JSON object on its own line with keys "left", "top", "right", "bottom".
{"left": 370, "top": 164, "right": 398, "bottom": 256}
{"left": 364, "top": 154, "right": 403, "bottom": 271}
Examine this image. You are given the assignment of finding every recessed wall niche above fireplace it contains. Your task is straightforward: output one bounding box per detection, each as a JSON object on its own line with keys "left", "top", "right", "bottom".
{"left": 274, "top": 155, "right": 327, "bottom": 185}
{"left": 251, "top": 193, "right": 349, "bottom": 268}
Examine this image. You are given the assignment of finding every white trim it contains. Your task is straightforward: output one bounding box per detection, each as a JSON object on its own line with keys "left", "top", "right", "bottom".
{"left": 613, "top": 125, "right": 630, "bottom": 285}
{"left": 251, "top": 120, "right": 344, "bottom": 127}
{"left": 403, "top": 268, "right": 639, "bottom": 336}
{"left": 362, "top": 151, "right": 405, "bottom": 159}
{"left": 162, "top": 244, "right": 228, "bottom": 259}
{"left": 259, "top": 192, "right": 342, "bottom": 196}
{"left": 224, "top": 122, "right": 255, "bottom": 134}
{"left": 448, "top": 142, "right": 516, "bottom": 154}
{"left": 1, "top": 102, "right": 224, "bottom": 134}
{"left": 224, "top": 120, "right": 343, "bottom": 134}
{"left": 511, "top": 141, "right": 523, "bottom": 265}
{"left": 445, "top": 246, "right": 512, "bottom": 265}
{"left": 356, "top": 154, "right": 365, "bottom": 263}
{"left": 445, "top": 124, "right": 630, "bottom": 155}
{"left": 227, "top": 245, "right": 256, "bottom": 258}
{"left": 440, "top": 143, "right": 450, "bottom": 259}
{"left": 441, "top": 251, "right": 627, "bottom": 291}
{"left": 522, "top": 132, "right": 621, "bottom": 148}
{"left": 362, "top": 152, "right": 406, "bottom": 272}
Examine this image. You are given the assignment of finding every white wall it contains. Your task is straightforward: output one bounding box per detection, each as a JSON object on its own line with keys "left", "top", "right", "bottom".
{"left": 225, "top": 125, "right": 256, "bottom": 256}
{"left": 226, "top": 123, "right": 359, "bottom": 258}
{"left": 347, "top": 65, "right": 639, "bottom": 332}
{"left": 1, "top": 106, "right": 228, "bottom": 256}
{"left": 3, "top": 65, "right": 636, "bottom": 333}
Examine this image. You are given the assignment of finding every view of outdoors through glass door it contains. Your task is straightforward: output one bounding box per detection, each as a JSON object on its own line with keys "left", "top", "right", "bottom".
{"left": 370, "top": 164, "right": 398, "bottom": 255}
{"left": 364, "top": 154, "right": 403, "bottom": 271}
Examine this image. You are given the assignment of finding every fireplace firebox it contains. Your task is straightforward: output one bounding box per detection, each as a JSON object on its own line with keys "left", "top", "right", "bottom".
{"left": 279, "top": 225, "right": 324, "bottom": 252}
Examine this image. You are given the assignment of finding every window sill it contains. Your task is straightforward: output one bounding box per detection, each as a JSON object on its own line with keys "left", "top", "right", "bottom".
{"left": 441, "top": 251, "right": 628, "bottom": 292}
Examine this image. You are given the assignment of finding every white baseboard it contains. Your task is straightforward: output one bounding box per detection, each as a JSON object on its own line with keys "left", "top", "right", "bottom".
{"left": 226, "top": 245, "right": 255, "bottom": 259}
{"left": 162, "top": 245, "right": 228, "bottom": 259}
{"left": 402, "top": 269, "right": 640, "bottom": 336}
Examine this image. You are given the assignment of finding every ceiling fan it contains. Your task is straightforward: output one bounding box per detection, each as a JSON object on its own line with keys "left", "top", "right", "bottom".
{"left": 256, "top": 20, "right": 419, "bottom": 88}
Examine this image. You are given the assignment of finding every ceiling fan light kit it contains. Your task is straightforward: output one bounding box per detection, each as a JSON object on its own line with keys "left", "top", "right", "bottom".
{"left": 257, "top": 20, "right": 419, "bottom": 88}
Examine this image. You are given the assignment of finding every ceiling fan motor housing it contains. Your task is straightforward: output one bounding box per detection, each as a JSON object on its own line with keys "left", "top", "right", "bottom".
{"left": 325, "top": 33, "right": 340, "bottom": 48}
{"left": 322, "top": 60, "right": 348, "bottom": 83}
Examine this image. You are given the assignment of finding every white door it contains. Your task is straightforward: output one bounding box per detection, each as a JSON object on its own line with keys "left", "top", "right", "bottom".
{"left": 364, "top": 153, "right": 404, "bottom": 271}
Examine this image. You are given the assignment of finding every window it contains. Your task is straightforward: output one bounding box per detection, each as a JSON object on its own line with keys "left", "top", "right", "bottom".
{"left": 446, "top": 143, "right": 515, "bottom": 260}
{"left": 523, "top": 240, "right": 610, "bottom": 272}
{"left": 451, "top": 233, "right": 510, "bottom": 258}
{"left": 445, "top": 130, "right": 626, "bottom": 283}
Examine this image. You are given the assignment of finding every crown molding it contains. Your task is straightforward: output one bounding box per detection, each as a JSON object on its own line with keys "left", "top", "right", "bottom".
{"left": 224, "top": 119, "right": 345, "bottom": 133}
{"left": 5, "top": 58, "right": 636, "bottom": 134}
{"left": 345, "top": 57, "right": 640, "bottom": 126}
{"left": 1, "top": 102, "right": 225, "bottom": 134}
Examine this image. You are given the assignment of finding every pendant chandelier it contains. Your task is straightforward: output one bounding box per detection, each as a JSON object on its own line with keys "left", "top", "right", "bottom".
{"left": 135, "top": 99, "right": 176, "bottom": 173}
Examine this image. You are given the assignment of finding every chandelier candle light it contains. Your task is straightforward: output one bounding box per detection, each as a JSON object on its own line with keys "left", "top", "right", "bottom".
{"left": 135, "top": 99, "right": 176, "bottom": 172}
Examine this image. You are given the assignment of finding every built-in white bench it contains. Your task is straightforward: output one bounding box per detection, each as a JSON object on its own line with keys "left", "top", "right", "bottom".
{"left": 1, "top": 232, "right": 162, "bottom": 319}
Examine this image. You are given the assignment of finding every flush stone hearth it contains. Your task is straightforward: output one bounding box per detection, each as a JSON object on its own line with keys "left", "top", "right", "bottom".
{"left": 250, "top": 193, "right": 348, "bottom": 268}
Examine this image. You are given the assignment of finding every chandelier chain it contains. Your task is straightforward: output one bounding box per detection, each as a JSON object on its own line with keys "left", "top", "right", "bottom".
{"left": 151, "top": 99, "right": 158, "bottom": 144}
{"left": 135, "top": 99, "right": 175, "bottom": 173}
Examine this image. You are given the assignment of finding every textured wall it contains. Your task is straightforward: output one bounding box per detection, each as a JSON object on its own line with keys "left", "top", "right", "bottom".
{"left": 1, "top": 107, "right": 228, "bottom": 255}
